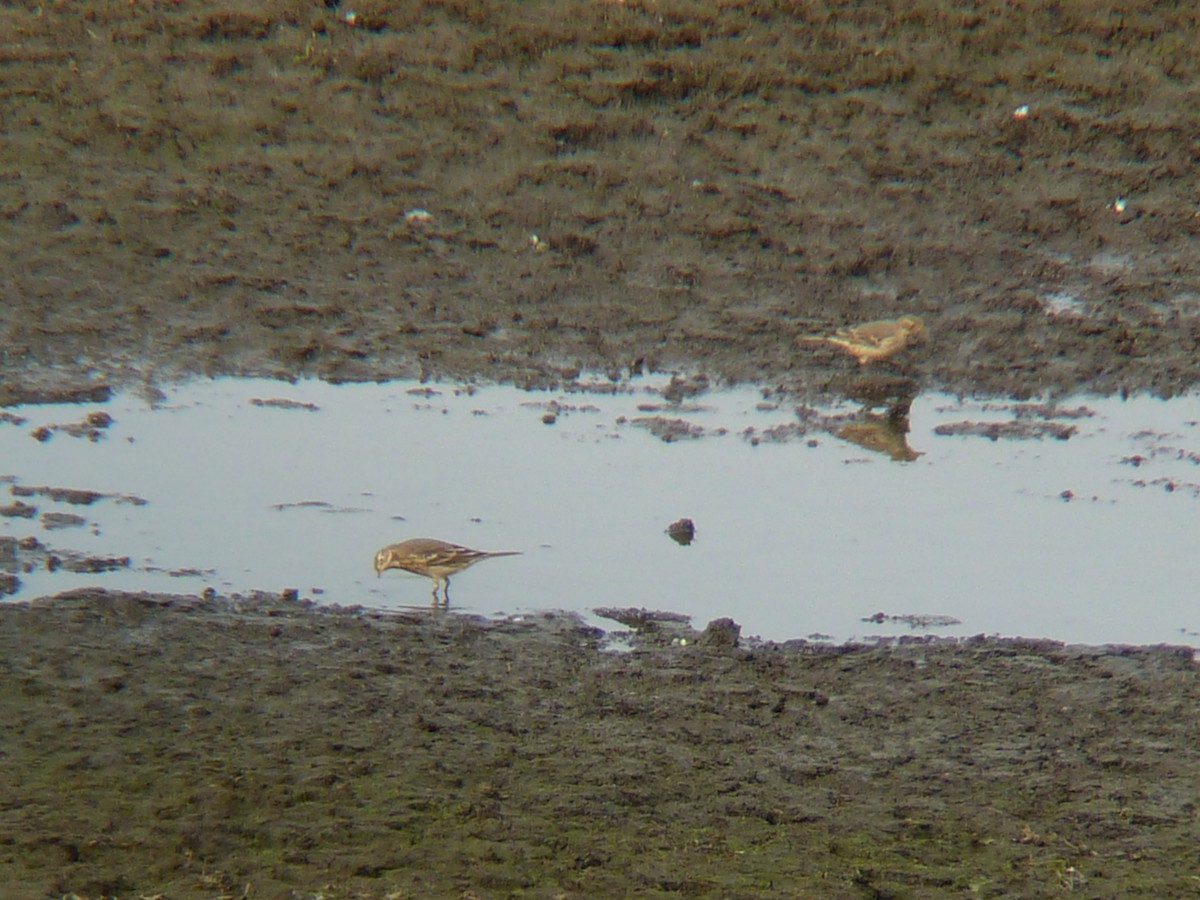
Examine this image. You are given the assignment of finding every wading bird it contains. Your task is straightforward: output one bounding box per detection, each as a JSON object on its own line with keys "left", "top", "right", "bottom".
{"left": 799, "top": 315, "right": 927, "bottom": 365}
{"left": 374, "top": 537, "right": 520, "bottom": 604}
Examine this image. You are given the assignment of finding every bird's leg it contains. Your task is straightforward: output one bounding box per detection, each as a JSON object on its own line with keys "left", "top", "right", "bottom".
{"left": 443, "top": 578, "right": 452, "bottom": 606}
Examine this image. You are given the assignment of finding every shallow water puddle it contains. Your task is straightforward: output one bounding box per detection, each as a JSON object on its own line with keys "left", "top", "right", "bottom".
{"left": 1, "top": 377, "right": 1197, "bottom": 647}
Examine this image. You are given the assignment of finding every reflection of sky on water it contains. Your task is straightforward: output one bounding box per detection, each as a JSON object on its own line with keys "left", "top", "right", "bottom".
{"left": 1, "top": 377, "right": 1197, "bottom": 647}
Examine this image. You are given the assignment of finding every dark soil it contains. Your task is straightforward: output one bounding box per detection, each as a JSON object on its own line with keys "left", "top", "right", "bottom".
{"left": 2, "top": 2, "right": 1199, "bottom": 897}
{"left": 3, "top": 592, "right": 1198, "bottom": 898}
{"left": 4, "top": 1, "right": 1200, "bottom": 398}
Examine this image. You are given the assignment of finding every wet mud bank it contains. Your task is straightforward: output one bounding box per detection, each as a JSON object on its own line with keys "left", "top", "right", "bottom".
{"left": 4, "top": 2, "right": 1200, "bottom": 399}
{"left": 2, "top": 591, "right": 1198, "bottom": 897}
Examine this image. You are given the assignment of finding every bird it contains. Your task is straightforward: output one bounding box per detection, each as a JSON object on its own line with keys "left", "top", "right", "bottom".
{"left": 799, "top": 315, "right": 927, "bottom": 365}
{"left": 373, "top": 537, "right": 520, "bottom": 604}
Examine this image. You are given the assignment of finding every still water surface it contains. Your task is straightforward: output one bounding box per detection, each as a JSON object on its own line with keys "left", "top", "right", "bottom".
{"left": 1, "top": 377, "right": 1196, "bottom": 646}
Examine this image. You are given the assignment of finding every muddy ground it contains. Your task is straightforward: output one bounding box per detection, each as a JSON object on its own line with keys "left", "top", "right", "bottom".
{"left": 5, "top": 1, "right": 1200, "bottom": 398}
{"left": 2, "top": 1, "right": 1200, "bottom": 897}
{"left": 3, "top": 592, "right": 1198, "bottom": 899}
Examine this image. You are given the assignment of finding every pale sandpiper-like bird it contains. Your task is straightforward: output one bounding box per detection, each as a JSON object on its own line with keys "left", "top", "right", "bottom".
{"left": 799, "top": 315, "right": 927, "bottom": 365}
{"left": 374, "top": 538, "right": 520, "bottom": 604}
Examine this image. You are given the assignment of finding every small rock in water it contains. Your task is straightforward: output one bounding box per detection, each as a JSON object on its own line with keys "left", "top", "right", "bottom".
{"left": 666, "top": 517, "right": 696, "bottom": 546}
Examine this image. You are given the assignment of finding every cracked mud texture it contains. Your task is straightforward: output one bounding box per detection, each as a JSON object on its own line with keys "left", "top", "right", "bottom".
{"left": 3, "top": 2, "right": 1200, "bottom": 897}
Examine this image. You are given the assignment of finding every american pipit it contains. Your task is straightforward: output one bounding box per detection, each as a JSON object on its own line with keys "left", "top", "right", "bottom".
{"left": 373, "top": 537, "right": 520, "bottom": 604}
{"left": 799, "top": 315, "right": 927, "bottom": 365}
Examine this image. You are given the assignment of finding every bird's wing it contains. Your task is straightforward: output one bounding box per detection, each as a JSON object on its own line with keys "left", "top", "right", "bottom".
{"left": 838, "top": 321, "right": 896, "bottom": 345}
{"left": 418, "top": 543, "right": 475, "bottom": 565}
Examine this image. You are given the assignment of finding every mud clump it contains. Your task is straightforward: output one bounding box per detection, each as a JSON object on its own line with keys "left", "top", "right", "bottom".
{"left": 665, "top": 516, "right": 696, "bottom": 545}
{"left": 934, "top": 420, "right": 1078, "bottom": 441}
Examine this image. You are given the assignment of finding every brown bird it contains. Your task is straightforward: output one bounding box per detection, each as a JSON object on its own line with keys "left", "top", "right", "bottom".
{"left": 799, "top": 315, "right": 927, "bottom": 365}
{"left": 374, "top": 537, "right": 520, "bottom": 604}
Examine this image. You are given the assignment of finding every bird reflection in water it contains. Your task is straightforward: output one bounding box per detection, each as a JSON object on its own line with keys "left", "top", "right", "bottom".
{"left": 836, "top": 380, "right": 923, "bottom": 462}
